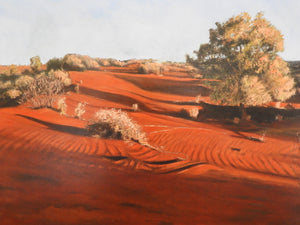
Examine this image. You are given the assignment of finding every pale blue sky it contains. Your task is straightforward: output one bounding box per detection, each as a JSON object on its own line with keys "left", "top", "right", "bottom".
{"left": 0, "top": 0, "right": 299, "bottom": 65}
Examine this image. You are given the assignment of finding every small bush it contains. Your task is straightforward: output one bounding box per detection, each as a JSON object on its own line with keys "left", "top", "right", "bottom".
{"left": 57, "top": 97, "right": 67, "bottom": 115}
{"left": 87, "top": 108, "right": 147, "bottom": 143}
{"left": 96, "top": 58, "right": 111, "bottom": 67}
{"left": 62, "top": 54, "right": 86, "bottom": 71}
{"left": 46, "top": 58, "right": 63, "bottom": 71}
{"left": 62, "top": 54, "right": 100, "bottom": 71}
{"left": 189, "top": 108, "right": 199, "bottom": 119}
{"left": 15, "top": 75, "right": 34, "bottom": 89}
{"left": 0, "top": 80, "right": 16, "bottom": 104}
{"left": 108, "top": 58, "right": 124, "bottom": 67}
{"left": 74, "top": 102, "right": 86, "bottom": 119}
{"left": 22, "top": 68, "right": 31, "bottom": 75}
{"left": 195, "top": 95, "right": 202, "bottom": 104}
{"left": 80, "top": 55, "right": 100, "bottom": 70}
{"left": 30, "top": 56, "right": 42, "bottom": 73}
{"left": 138, "top": 62, "right": 163, "bottom": 75}
{"left": 49, "top": 70, "right": 72, "bottom": 87}
{"left": 19, "top": 75, "right": 64, "bottom": 108}
{"left": 8, "top": 64, "right": 20, "bottom": 76}
{"left": 6, "top": 89, "right": 22, "bottom": 99}
{"left": 0, "top": 81, "right": 12, "bottom": 89}
{"left": 132, "top": 103, "right": 139, "bottom": 112}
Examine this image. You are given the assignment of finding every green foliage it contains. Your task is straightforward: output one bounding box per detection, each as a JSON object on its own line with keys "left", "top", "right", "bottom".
{"left": 187, "top": 12, "right": 295, "bottom": 106}
{"left": 30, "top": 56, "right": 42, "bottom": 73}
{"left": 46, "top": 58, "right": 63, "bottom": 71}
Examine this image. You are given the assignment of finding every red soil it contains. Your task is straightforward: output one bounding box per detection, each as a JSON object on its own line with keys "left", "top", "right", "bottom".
{"left": 1, "top": 65, "right": 300, "bottom": 224}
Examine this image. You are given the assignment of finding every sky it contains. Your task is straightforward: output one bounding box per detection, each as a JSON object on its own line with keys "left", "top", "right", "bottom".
{"left": 0, "top": 0, "right": 299, "bottom": 65}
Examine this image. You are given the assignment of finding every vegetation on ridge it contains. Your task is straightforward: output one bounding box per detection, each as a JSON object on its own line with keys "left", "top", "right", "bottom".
{"left": 187, "top": 12, "right": 295, "bottom": 111}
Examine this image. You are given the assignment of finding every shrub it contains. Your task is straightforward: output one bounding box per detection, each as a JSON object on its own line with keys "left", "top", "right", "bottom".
{"left": 49, "top": 70, "right": 72, "bottom": 87}
{"left": 9, "top": 64, "right": 19, "bottom": 76}
{"left": 6, "top": 89, "right": 22, "bottom": 99}
{"left": 62, "top": 54, "right": 86, "bottom": 71}
{"left": 15, "top": 75, "right": 34, "bottom": 89}
{"left": 19, "top": 75, "right": 64, "bottom": 108}
{"left": 74, "top": 84, "right": 80, "bottom": 93}
{"left": 138, "top": 62, "right": 163, "bottom": 75}
{"left": 187, "top": 12, "right": 295, "bottom": 112}
{"left": 0, "top": 81, "right": 12, "bottom": 89}
{"left": 22, "top": 68, "right": 31, "bottom": 75}
{"left": 0, "top": 81, "right": 16, "bottom": 104}
{"left": 87, "top": 108, "right": 147, "bottom": 143}
{"left": 80, "top": 55, "right": 100, "bottom": 70}
{"left": 195, "top": 95, "right": 202, "bottom": 104}
{"left": 108, "top": 58, "right": 124, "bottom": 67}
{"left": 30, "top": 56, "right": 42, "bottom": 73}
{"left": 62, "top": 54, "right": 100, "bottom": 71}
{"left": 74, "top": 102, "right": 86, "bottom": 119}
{"left": 132, "top": 103, "right": 139, "bottom": 112}
{"left": 57, "top": 97, "right": 67, "bottom": 115}
{"left": 46, "top": 58, "right": 63, "bottom": 71}
{"left": 189, "top": 108, "right": 199, "bottom": 119}
{"left": 96, "top": 58, "right": 111, "bottom": 67}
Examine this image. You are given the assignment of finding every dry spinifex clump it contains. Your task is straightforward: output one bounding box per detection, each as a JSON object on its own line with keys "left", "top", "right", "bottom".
{"left": 19, "top": 75, "right": 64, "bottom": 109}
{"left": 87, "top": 108, "right": 147, "bottom": 144}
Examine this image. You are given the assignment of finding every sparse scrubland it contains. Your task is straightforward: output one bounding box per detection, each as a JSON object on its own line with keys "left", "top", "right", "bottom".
{"left": 1, "top": 11, "right": 300, "bottom": 225}
{"left": 0, "top": 56, "right": 72, "bottom": 108}
{"left": 187, "top": 12, "right": 298, "bottom": 124}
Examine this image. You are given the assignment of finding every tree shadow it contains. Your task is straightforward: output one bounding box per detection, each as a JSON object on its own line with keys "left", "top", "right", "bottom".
{"left": 79, "top": 86, "right": 155, "bottom": 112}
{"left": 16, "top": 114, "right": 88, "bottom": 137}
{"left": 114, "top": 74, "right": 209, "bottom": 97}
{"left": 128, "top": 91, "right": 200, "bottom": 106}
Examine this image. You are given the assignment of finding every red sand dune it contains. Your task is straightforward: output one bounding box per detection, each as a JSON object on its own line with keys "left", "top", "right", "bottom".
{"left": 1, "top": 65, "right": 300, "bottom": 224}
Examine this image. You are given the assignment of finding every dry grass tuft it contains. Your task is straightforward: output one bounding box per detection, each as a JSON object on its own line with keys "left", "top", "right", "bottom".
{"left": 132, "top": 103, "right": 139, "bottom": 112}
{"left": 87, "top": 108, "right": 147, "bottom": 143}
{"left": 57, "top": 97, "right": 67, "bottom": 115}
{"left": 189, "top": 108, "right": 199, "bottom": 119}
{"left": 19, "top": 75, "right": 64, "bottom": 108}
{"left": 74, "top": 102, "right": 87, "bottom": 119}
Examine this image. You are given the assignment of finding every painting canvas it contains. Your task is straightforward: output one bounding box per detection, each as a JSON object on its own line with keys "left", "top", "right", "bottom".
{"left": 0, "top": 1, "right": 299, "bottom": 224}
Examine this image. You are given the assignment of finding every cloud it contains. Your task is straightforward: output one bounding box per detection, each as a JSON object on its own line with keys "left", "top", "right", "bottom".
{"left": 0, "top": 0, "right": 299, "bottom": 65}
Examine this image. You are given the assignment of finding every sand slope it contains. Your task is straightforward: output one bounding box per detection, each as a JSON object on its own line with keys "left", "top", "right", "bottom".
{"left": 0, "top": 65, "right": 300, "bottom": 224}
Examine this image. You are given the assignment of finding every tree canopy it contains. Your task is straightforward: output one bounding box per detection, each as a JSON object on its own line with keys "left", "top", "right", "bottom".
{"left": 187, "top": 12, "right": 295, "bottom": 106}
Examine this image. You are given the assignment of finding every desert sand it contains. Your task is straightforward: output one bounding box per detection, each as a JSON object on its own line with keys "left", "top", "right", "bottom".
{"left": 0, "top": 64, "right": 300, "bottom": 224}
